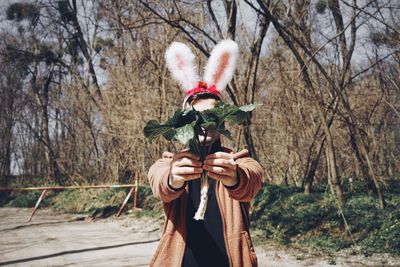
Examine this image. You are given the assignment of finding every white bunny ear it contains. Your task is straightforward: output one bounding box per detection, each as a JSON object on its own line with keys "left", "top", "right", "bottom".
{"left": 165, "top": 42, "right": 199, "bottom": 92}
{"left": 204, "top": 39, "right": 239, "bottom": 92}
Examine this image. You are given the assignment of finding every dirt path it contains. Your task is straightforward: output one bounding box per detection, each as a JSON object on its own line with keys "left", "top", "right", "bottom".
{"left": 0, "top": 208, "right": 398, "bottom": 266}
{"left": 0, "top": 208, "right": 160, "bottom": 266}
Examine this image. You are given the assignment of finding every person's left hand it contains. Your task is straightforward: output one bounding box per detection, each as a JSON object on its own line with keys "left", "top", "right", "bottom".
{"left": 203, "top": 152, "right": 238, "bottom": 187}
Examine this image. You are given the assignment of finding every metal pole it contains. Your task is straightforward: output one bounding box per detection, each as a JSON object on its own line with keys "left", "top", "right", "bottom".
{"left": 133, "top": 172, "right": 139, "bottom": 209}
{"left": 0, "top": 183, "right": 137, "bottom": 220}
{"left": 116, "top": 186, "right": 135, "bottom": 217}
{"left": 28, "top": 189, "right": 47, "bottom": 222}
{"left": 0, "top": 184, "right": 135, "bottom": 192}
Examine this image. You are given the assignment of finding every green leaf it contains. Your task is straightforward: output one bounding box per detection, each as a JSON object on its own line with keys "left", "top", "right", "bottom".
{"left": 143, "top": 120, "right": 174, "bottom": 142}
{"left": 166, "top": 108, "right": 197, "bottom": 128}
{"left": 219, "top": 128, "right": 232, "bottom": 139}
{"left": 201, "top": 121, "right": 217, "bottom": 130}
{"left": 212, "top": 101, "right": 237, "bottom": 119}
{"left": 182, "top": 107, "right": 196, "bottom": 116}
{"left": 143, "top": 101, "right": 258, "bottom": 146}
{"left": 239, "top": 104, "right": 256, "bottom": 112}
{"left": 164, "top": 110, "right": 183, "bottom": 126}
{"left": 200, "top": 112, "right": 219, "bottom": 130}
{"left": 189, "top": 139, "right": 200, "bottom": 155}
{"left": 174, "top": 123, "right": 195, "bottom": 145}
{"left": 226, "top": 109, "right": 248, "bottom": 124}
{"left": 162, "top": 128, "right": 176, "bottom": 141}
{"left": 213, "top": 102, "right": 255, "bottom": 125}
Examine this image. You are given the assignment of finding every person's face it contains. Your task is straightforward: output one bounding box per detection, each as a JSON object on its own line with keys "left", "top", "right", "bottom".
{"left": 188, "top": 98, "right": 221, "bottom": 145}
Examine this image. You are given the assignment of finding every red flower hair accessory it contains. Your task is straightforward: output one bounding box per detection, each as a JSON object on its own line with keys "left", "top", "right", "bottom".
{"left": 186, "top": 81, "right": 220, "bottom": 97}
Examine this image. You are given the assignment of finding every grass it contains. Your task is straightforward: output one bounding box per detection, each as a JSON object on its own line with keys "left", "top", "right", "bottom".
{"left": 0, "top": 184, "right": 163, "bottom": 219}
{"left": 251, "top": 183, "right": 400, "bottom": 255}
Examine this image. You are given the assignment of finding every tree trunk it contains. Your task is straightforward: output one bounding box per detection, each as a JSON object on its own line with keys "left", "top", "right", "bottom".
{"left": 315, "top": 100, "right": 344, "bottom": 205}
{"left": 41, "top": 100, "right": 53, "bottom": 182}
{"left": 0, "top": 92, "right": 14, "bottom": 187}
{"left": 348, "top": 124, "right": 386, "bottom": 208}
{"left": 243, "top": 118, "right": 258, "bottom": 161}
{"left": 324, "top": 124, "right": 345, "bottom": 206}
{"left": 304, "top": 138, "right": 325, "bottom": 194}
{"left": 223, "top": 0, "right": 237, "bottom": 40}
{"left": 0, "top": 120, "right": 12, "bottom": 187}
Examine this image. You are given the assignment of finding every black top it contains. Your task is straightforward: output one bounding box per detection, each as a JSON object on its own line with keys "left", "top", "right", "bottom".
{"left": 182, "top": 140, "right": 230, "bottom": 267}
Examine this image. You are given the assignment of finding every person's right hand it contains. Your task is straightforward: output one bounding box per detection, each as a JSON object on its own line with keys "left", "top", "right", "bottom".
{"left": 169, "top": 151, "right": 203, "bottom": 189}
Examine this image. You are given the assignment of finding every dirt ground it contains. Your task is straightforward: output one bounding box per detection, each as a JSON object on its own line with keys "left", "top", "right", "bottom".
{"left": 0, "top": 208, "right": 399, "bottom": 267}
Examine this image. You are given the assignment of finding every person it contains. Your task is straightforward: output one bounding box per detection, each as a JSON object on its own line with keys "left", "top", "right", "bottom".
{"left": 147, "top": 40, "right": 263, "bottom": 267}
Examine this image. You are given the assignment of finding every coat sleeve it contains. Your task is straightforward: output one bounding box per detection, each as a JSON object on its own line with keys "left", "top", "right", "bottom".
{"left": 225, "top": 157, "right": 263, "bottom": 202}
{"left": 147, "top": 155, "right": 186, "bottom": 203}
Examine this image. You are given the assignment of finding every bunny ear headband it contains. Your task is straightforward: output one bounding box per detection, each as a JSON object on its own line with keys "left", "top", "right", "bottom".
{"left": 165, "top": 39, "right": 239, "bottom": 105}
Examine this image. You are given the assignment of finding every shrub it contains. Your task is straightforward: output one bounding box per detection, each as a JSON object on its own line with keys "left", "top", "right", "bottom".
{"left": 251, "top": 184, "right": 400, "bottom": 255}
{"left": 6, "top": 190, "right": 55, "bottom": 208}
{"left": 136, "top": 185, "right": 163, "bottom": 217}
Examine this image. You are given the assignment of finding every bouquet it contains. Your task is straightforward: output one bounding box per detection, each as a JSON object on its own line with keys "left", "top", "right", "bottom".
{"left": 144, "top": 101, "right": 255, "bottom": 219}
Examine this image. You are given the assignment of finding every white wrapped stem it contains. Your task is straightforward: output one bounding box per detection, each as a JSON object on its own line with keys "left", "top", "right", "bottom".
{"left": 193, "top": 172, "right": 209, "bottom": 220}
{"left": 192, "top": 149, "right": 248, "bottom": 220}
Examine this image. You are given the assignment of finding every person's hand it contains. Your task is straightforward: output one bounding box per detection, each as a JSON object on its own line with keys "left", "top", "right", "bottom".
{"left": 203, "top": 152, "right": 238, "bottom": 187}
{"left": 169, "top": 151, "right": 203, "bottom": 189}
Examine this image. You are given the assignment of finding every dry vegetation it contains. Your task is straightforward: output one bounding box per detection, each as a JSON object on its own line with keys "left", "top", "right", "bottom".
{"left": 0, "top": 0, "right": 399, "bottom": 211}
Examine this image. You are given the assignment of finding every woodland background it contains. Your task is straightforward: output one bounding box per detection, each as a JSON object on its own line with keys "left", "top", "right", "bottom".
{"left": 1, "top": 0, "right": 399, "bottom": 255}
{"left": 1, "top": 0, "right": 399, "bottom": 204}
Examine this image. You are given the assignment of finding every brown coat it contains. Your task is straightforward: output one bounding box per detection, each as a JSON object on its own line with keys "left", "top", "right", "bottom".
{"left": 147, "top": 148, "right": 263, "bottom": 267}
